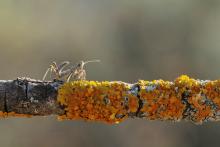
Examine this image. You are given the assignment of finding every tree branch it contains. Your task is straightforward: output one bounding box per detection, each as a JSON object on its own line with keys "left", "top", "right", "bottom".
{"left": 0, "top": 75, "right": 220, "bottom": 124}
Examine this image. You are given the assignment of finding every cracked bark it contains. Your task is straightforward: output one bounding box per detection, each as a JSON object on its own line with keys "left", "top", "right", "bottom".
{"left": 0, "top": 77, "right": 65, "bottom": 116}
{"left": 1, "top": 75, "right": 219, "bottom": 124}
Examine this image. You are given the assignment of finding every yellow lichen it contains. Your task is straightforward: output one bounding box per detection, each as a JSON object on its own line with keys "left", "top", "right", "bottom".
{"left": 57, "top": 75, "right": 220, "bottom": 124}
{"left": 57, "top": 80, "right": 129, "bottom": 124}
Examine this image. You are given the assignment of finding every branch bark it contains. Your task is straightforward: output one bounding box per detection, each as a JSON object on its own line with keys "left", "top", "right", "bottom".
{"left": 0, "top": 77, "right": 64, "bottom": 116}
{"left": 0, "top": 75, "right": 220, "bottom": 125}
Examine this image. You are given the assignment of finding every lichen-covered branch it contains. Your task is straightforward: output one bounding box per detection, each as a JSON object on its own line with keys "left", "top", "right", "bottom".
{"left": 57, "top": 75, "right": 220, "bottom": 124}
{"left": 1, "top": 75, "right": 220, "bottom": 124}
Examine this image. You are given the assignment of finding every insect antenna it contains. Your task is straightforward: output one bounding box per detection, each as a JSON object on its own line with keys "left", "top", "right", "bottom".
{"left": 83, "top": 59, "right": 100, "bottom": 65}
{"left": 67, "top": 59, "right": 100, "bottom": 81}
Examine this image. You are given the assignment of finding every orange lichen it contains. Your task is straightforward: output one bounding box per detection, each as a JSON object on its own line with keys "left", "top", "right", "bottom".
{"left": 139, "top": 79, "right": 185, "bottom": 121}
{"left": 57, "top": 75, "right": 220, "bottom": 124}
{"left": 57, "top": 81, "right": 130, "bottom": 124}
{"left": 0, "top": 111, "right": 32, "bottom": 118}
{"left": 128, "top": 95, "right": 139, "bottom": 113}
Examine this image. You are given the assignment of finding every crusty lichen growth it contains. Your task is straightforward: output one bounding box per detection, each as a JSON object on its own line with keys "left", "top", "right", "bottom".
{"left": 57, "top": 75, "right": 220, "bottom": 124}
{"left": 0, "top": 111, "right": 32, "bottom": 118}
{"left": 57, "top": 81, "right": 131, "bottom": 124}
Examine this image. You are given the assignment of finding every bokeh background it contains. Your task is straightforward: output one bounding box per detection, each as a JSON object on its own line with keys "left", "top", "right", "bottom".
{"left": 0, "top": 0, "right": 220, "bottom": 147}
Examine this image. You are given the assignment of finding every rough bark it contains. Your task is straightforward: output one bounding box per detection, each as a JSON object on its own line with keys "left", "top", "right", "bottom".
{"left": 0, "top": 77, "right": 64, "bottom": 116}
{"left": 1, "top": 75, "right": 220, "bottom": 125}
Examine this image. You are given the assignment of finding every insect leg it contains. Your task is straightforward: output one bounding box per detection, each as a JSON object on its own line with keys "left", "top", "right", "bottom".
{"left": 42, "top": 67, "right": 51, "bottom": 81}
{"left": 79, "top": 70, "right": 86, "bottom": 80}
{"left": 57, "top": 61, "right": 70, "bottom": 74}
{"left": 66, "top": 73, "right": 73, "bottom": 82}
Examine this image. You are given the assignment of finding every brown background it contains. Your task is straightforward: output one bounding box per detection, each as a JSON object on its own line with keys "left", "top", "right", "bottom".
{"left": 0, "top": 1, "right": 220, "bottom": 147}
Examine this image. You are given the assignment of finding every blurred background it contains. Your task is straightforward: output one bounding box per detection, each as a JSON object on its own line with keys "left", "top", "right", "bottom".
{"left": 0, "top": 0, "right": 220, "bottom": 147}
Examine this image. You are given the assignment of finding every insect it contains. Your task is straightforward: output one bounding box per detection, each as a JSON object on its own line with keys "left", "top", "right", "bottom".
{"left": 42, "top": 60, "right": 100, "bottom": 82}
